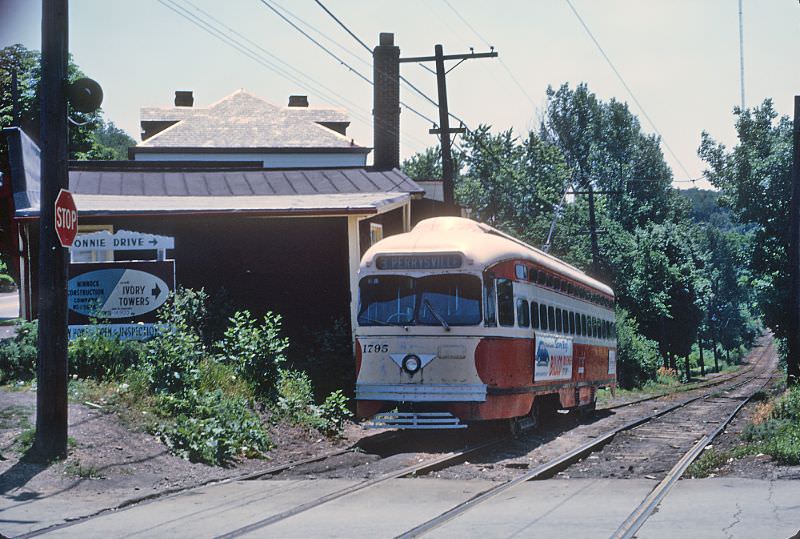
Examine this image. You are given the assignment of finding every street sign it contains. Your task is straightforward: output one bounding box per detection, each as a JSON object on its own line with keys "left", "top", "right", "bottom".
{"left": 54, "top": 188, "right": 78, "bottom": 247}
{"left": 67, "top": 260, "right": 175, "bottom": 326}
{"left": 71, "top": 230, "right": 174, "bottom": 252}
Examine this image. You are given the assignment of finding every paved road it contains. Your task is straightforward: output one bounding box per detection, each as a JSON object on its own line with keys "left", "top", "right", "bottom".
{"left": 0, "top": 292, "right": 19, "bottom": 320}
{"left": 3, "top": 478, "right": 798, "bottom": 538}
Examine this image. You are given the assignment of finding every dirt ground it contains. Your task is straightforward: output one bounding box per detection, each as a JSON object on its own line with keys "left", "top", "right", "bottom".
{"left": 0, "top": 386, "right": 361, "bottom": 513}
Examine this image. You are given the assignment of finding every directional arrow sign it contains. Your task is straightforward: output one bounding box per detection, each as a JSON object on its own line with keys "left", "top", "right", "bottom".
{"left": 71, "top": 229, "right": 174, "bottom": 252}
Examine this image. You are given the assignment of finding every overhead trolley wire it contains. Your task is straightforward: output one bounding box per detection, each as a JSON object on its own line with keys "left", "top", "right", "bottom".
{"left": 258, "top": 0, "right": 438, "bottom": 127}
{"left": 441, "top": 0, "right": 537, "bottom": 111}
{"left": 564, "top": 0, "right": 694, "bottom": 181}
{"left": 158, "top": 0, "right": 429, "bottom": 150}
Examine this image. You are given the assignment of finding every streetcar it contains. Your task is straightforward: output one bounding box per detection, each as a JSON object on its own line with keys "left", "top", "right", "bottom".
{"left": 354, "top": 216, "right": 617, "bottom": 430}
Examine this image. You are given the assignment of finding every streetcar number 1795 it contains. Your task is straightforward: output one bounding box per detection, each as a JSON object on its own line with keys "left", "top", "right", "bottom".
{"left": 362, "top": 343, "right": 389, "bottom": 353}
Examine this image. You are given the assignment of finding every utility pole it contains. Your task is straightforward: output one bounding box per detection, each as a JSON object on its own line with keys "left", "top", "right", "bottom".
{"left": 587, "top": 183, "right": 601, "bottom": 276}
{"left": 400, "top": 45, "right": 497, "bottom": 215}
{"left": 34, "top": 0, "right": 70, "bottom": 460}
{"left": 789, "top": 95, "right": 800, "bottom": 387}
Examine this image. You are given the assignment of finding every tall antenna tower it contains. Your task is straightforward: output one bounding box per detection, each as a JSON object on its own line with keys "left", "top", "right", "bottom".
{"left": 738, "top": 0, "right": 745, "bottom": 110}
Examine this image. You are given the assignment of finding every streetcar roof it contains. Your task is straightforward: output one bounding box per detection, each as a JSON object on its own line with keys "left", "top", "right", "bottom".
{"left": 361, "top": 216, "right": 614, "bottom": 297}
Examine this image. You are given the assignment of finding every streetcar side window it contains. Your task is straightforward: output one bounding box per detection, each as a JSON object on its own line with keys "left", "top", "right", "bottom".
{"left": 581, "top": 314, "right": 587, "bottom": 336}
{"left": 592, "top": 317, "right": 598, "bottom": 338}
{"left": 555, "top": 308, "right": 563, "bottom": 332}
{"left": 540, "top": 303, "right": 548, "bottom": 330}
{"left": 515, "top": 264, "right": 527, "bottom": 280}
{"left": 548, "top": 306, "right": 556, "bottom": 330}
{"left": 531, "top": 301, "right": 539, "bottom": 329}
{"left": 562, "top": 309, "right": 569, "bottom": 334}
{"left": 517, "top": 298, "right": 530, "bottom": 327}
{"left": 569, "top": 311, "right": 576, "bottom": 335}
{"left": 611, "top": 321, "right": 617, "bottom": 339}
{"left": 497, "top": 279, "right": 515, "bottom": 327}
{"left": 483, "top": 277, "right": 497, "bottom": 326}
{"left": 537, "top": 271, "right": 546, "bottom": 285}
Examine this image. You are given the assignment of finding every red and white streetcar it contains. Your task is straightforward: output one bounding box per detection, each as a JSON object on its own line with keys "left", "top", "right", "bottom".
{"left": 355, "top": 216, "right": 617, "bottom": 429}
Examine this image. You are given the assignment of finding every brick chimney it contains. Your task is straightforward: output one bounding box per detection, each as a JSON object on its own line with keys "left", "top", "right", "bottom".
{"left": 288, "top": 95, "right": 309, "bottom": 107}
{"left": 174, "top": 90, "right": 193, "bottom": 107}
{"left": 372, "top": 32, "right": 400, "bottom": 171}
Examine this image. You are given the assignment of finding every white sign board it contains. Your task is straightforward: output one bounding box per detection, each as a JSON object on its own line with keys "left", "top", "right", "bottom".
{"left": 71, "top": 229, "right": 174, "bottom": 252}
{"left": 69, "top": 323, "right": 165, "bottom": 341}
{"left": 534, "top": 334, "right": 573, "bottom": 381}
{"left": 608, "top": 350, "right": 617, "bottom": 375}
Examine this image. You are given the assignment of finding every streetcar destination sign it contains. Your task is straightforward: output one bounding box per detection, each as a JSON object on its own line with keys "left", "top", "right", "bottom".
{"left": 376, "top": 253, "right": 462, "bottom": 270}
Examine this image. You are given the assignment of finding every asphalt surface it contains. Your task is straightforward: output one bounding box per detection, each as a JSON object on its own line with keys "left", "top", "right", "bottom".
{"left": 3, "top": 477, "right": 798, "bottom": 538}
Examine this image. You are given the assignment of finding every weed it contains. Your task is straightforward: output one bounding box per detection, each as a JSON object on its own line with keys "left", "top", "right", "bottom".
{"left": 216, "top": 311, "right": 288, "bottom": 399}
{"left": 0, "top": 320, "right": 38, "bottom": 383}
{"left": 0, "top": 405, "right": 32, "bottom": 429}
{"left": 686, "top": 448, "right": 730, "bottom": 478}
{"left": 63, "top": 459, "right": 103, "bottom": 479}
{"left": 15, "top": 427, "right": 35, "bottom": 454}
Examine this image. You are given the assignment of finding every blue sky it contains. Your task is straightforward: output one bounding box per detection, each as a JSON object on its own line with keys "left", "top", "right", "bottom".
{"left": 2, "top": 0, "right": 799, "bottom": 189}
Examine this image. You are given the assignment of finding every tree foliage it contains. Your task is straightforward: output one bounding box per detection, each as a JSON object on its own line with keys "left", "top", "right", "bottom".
{"left": 1, "top": 44, "right": 135, "bottom": 178}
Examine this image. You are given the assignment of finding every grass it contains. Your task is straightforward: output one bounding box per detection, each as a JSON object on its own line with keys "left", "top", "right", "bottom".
{"left": 63, "top": 459, "right": 103, "bottom": 479}
{"left": 0, "top": 405, "right": 32, "bottom": 429}
{"left": 15, "top": 427, "right": 35, "bottom": 454}
{"left": 686, "top": 445, "right": 761, "bottom": 478}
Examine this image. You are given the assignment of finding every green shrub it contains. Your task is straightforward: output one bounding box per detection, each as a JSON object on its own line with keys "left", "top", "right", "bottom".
{"left": 154, "top": 390, "right": 271, "bottom": 465}
{"left": 0, "top": 319, "right": 38, "bottom": 383}
{"left": 143, "top": 321, "right": 204, "bottom": 394}
{"left": 741, "top": 387, "right": 800, "bottom": 465}
{"left": 615, "top": 309, "right": 661, "bottom": 389}
{"left": 275, "top": 368, "right": 316, "bottom": 423}
{"left": 274, "top": 369, "right": 351, "bottom": 435}
{"left": 161, "top": 287, "right": 209, "bottom": 335}
{"left": 217, "top": 311, "right": 288, "bottom": 399}
{"left": 318, "top": 390, "right": 351, "bottom": 436}
{"left": 68, "top": 331, "right": 143, "bottom": 380}
{"left": 0, "top": 274, "right": 16, "bottom": 292}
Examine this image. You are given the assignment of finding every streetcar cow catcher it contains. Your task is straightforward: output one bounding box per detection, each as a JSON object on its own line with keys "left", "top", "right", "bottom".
{"left": 355, "top": 217, "right": 617, "bottom": 429}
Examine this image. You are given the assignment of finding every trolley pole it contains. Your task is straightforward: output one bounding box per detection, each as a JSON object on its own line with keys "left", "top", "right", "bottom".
{"left": 788, "top": 95, "right": 800, "bottom": 387}
{"left": 34, "top": 0, "right": 70, "bottom": 460}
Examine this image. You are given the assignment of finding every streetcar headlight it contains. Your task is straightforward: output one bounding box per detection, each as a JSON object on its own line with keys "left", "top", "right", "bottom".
{"left": 402, "top": 354, "right": 422, "bottom": 374}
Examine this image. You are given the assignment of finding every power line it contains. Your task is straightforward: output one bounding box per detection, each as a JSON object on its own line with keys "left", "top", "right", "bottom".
{"left": 158, "top": 0, "right": 429, "bottom": 150}
{"left": 258, "top": 0, "right": 438, "bottom": 127}
{"left": 441, "top": 0, "right": 537, "bottom": 111}
{"left": 312, "top": 0, "right": 442, "bottom": 113}
{"left": 564, "top": 0, "right": 693, "bottom": 180}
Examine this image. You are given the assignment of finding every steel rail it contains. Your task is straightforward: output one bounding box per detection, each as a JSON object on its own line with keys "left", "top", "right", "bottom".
{"left": 215, "top": 436, "right": 508, "bottom": 538}
{"left": 396, "top": 340, "right": 775, "bottom": 538}
{"left": 611, "top": 343, "right": 776, "bottom": 539}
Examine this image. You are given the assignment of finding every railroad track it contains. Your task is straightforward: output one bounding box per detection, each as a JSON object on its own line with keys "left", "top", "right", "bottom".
{"left": 397, "top": 336, "right": 777, "bottom": 538}
{"left": 19, "top": 336, "right": 776, "bottom": 538}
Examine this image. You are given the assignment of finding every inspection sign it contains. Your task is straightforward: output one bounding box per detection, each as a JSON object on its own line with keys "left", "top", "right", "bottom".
{"left": 67, "top": 260, "right": 175, "bottom": 328}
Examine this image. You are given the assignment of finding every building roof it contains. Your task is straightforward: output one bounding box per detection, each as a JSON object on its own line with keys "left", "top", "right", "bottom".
{"left": 137, "top": 89, "right": 363, "bottom": 151}
{"left": 66, "top": 168, "right": 420, "bottom": 197}
{"left": 361, "top": 216, "right": 614, "bottom": 297}
{"left": 51, "top": 192, "right": 410, "bottom": 218}
{"left": 3, "top": 127, "right": 422, "bottom": 219}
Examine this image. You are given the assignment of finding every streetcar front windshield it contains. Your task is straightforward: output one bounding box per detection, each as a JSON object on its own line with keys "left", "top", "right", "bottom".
{"left": 358, "top": 274, "right": 481, "bottom": 326}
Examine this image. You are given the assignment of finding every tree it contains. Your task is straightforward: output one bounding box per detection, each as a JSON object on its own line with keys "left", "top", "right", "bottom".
{"left": 698, "top": 99, "right": 794, "bottom": 381}
{"left": 1, "top": 44, "right": 135, "bottom": 175}
{"left": 401, "top": 146, "right": 441, "bottom": 181}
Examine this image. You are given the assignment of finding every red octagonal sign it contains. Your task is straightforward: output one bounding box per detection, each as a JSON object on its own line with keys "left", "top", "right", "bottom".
{"left": 54, "top": 189, "right": 78, "bottom": 247}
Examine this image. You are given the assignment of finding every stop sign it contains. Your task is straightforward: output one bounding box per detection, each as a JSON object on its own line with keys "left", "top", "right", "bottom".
{"left": 54, "top": 189, "right": 78, "bottom": 247}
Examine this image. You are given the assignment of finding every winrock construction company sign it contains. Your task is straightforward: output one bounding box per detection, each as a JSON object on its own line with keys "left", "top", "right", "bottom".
{"left": 67, "top": 260, "right": 175, "bottom": 341}
{"left": 534, "top": 335, "right": 574, "bottom": 381}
